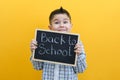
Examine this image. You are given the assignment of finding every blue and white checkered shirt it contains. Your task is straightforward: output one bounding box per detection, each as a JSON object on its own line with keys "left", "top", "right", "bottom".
{"left": 30, "top": 42, "right": 87, "bottom": 80}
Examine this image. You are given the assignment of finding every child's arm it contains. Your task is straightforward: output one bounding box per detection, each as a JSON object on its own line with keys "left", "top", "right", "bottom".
{"left": 73, "top": 41, "right": 87, "bottom": 73}
{"left": 30, "top": 55, "right": 43, "bottom": 70}
{"left": 30, "top": 39, "right": 43, "bottom": 70}
{"left": 30, "top": 56, "right": 43, "bottom": 70}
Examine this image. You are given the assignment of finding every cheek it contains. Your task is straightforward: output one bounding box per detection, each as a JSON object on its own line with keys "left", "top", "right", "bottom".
{"left": 52, "top": 24, "right": 59, "bottom": 28}
{"left": 50, "top": 25, "right": 58, "bottom": 30}
{"left": 67, "top": 24, "right": 72, "bottom": 29}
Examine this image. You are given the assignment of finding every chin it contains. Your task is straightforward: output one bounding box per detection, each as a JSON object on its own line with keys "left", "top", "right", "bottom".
{"left": 60, "top": 31, "right": 69, "bottom": 33}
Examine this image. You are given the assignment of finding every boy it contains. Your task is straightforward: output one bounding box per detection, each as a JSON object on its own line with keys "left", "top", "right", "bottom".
{"left": 30, "top": 7, "right": 87, "bottom": 80}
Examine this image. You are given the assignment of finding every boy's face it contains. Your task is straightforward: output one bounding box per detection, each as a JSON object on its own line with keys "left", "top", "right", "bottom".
{"left": 49, "top": 14, "right": 72, "bottom": 33}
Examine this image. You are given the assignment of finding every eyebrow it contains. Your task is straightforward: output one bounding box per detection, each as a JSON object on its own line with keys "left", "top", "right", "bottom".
{"left": 52, "top": 18, "right": 70, "bottom": 22}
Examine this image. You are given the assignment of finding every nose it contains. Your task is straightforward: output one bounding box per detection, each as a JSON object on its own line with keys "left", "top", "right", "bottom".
{"left": 60, "top": 22, "right": 64, "bottom": 27}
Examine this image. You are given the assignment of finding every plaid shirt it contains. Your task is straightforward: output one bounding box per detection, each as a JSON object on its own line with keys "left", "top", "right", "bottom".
{"left": 30, "top": 42, "right": 87, "bottom": 80}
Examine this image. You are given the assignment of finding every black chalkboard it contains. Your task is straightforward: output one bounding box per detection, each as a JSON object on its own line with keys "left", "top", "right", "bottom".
{"left": 32, "top": 29, "right": 79, "bottom": 66}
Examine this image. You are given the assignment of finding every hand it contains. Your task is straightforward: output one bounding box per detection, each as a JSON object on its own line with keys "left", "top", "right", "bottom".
{"left": 74, "top": 43, "right": 83, "bottom": 55}
{"left": 30, "top": 39, "right": 38, "bottom": 52}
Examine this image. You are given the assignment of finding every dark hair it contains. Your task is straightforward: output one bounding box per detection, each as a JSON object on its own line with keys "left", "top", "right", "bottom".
{"left": 49, "top": 7, "right": 71, "bottom": 24}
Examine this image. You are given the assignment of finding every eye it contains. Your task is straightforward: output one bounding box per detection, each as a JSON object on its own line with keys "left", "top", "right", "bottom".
{"left": 63, "top": 21, "right": 69, "bottom": 24}
{"left": 54, "top": 21, "right": 59, "bottom": 24}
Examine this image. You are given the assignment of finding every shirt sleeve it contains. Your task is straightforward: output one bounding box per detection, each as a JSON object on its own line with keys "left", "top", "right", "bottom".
{"left": 73, "top": 41, "right": 87, "bottom": 73}
{"left": 30, "top": 54, "right": 43, "bottom": 70}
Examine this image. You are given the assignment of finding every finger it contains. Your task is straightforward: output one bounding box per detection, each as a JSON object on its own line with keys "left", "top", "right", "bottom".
{"left": 74, "top": 50, "right": 80, "bottom": 55}
{"left": 30, "top": 44, "right": 37, "bottom": 49}
{"left": 74, "top": 50, "right": 82, "bottom": 54}
{"left": 31, "top": 46, "right": 37, "bottom": 49}
{"left": 74, "top": 45, "right": 81, "bottom": 49}
{"left": 31, "top": 39, "right": 37, "bottom": 44}
{"left": 74, "top": 47, "right": 82, "bottom": 52}
{"left": 31, "top": 46, "right": 37, "bottom": 51}
{"left": 30, "top": 39, "right": 38, "bottom": 52}
{"left": 74, "top": 49, "right": 81, "bottom": 52}
{"left": 30, "top": 42, "right": 38, "bottom": 48}
{"left": 31, "top": 40, "right": 38, "bottom": 46}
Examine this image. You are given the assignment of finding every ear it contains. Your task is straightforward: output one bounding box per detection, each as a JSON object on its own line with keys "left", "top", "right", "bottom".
{"left": 70, "top": 23, "right": 73, "bottom": 29}
{"left": 71, "top": 23, "right": 73, "bottom": 27}
{"left": 69, "top": 23, "right": 73, "bottom": 31}
{"left": 48, "top": 25, "right": 52, "bottom": 30}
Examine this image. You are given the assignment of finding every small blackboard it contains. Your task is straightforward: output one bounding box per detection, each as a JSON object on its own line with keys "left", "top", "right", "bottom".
{"left": 32, "top": 29, "right": 79, "bottom": 66}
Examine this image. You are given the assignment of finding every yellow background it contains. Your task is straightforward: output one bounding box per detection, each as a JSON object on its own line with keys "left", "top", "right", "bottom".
{"left": 0, "top": 0, "right": 120, "bottom": 80}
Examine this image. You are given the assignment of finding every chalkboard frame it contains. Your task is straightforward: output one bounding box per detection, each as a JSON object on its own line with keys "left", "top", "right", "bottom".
{"left": 32, "top": 29, "right": 80, "bottom": 66}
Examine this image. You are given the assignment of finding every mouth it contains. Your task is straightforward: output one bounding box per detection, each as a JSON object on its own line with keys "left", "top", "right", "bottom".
{"left": 58, "top": 28, "right": 67, "bottom": 31}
